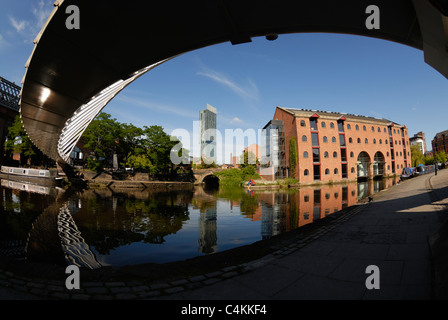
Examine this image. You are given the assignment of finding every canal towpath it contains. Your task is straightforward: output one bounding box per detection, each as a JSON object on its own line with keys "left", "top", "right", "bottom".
{"left": 1, "top": 168, "right": 448, "bottom": 300}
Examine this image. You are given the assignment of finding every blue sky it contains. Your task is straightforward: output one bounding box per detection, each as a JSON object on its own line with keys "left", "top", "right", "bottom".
{"left": 2, "top": 1, "right": 448, "bottom": 162}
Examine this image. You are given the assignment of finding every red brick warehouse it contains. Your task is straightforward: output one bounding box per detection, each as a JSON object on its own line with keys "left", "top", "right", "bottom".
{"left": 262, "top": 107, "right": 411, "bottom": 184}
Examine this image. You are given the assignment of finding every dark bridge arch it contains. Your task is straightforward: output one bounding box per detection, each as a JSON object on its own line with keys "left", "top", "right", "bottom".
{"left": 202, "top": 174, "right": 220, "bottom": 186}
{"left": 19, "top": 0, "right": 448, "bottom": 165}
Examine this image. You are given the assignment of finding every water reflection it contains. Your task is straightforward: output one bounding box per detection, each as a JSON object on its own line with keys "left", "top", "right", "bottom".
{"left": 0, "top": 177, "right": 399, "bottom": 268}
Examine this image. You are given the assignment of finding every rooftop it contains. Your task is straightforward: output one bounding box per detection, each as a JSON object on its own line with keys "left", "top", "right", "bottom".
{"left": 278, "top": 107, "right": 404, "bottom": 127}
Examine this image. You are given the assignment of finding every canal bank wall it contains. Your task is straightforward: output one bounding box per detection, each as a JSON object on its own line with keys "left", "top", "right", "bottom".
{"left": 77, "top": 170, "right": 195, "bottom": 190}
{"left": 247, "top": 174, "right": 400, "bottom": 190}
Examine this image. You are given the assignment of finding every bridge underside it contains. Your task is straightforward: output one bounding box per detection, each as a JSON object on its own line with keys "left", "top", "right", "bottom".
{"left": 19, "top": 0, "right": 448, "bottom": 164}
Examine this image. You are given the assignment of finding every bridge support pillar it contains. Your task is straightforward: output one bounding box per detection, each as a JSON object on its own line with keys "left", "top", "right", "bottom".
{"left": 57, "top": 160, "right": 86, "bottom": 187}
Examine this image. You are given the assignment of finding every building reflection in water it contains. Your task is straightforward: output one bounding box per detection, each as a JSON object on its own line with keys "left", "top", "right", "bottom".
{"left": 248, "top": 177, "right": 400, "bottom": 240}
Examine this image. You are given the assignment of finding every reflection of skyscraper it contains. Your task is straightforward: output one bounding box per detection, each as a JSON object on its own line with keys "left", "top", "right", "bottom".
{"left": 198, "top": 207, "right": 218, "bottom": 254}
{"left": 200, "top": 104, "right": 217, "bottom": 163}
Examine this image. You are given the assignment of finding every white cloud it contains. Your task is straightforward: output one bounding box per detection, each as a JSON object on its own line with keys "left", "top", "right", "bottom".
{"left": 116, "top": 94, "right": 196, "bottom": 119}
{"left": 230, "top": 117, "right": 243, "bottom": 124}
{"left": 33, "top": 0, "right": 52, "bottom": 28}
{"left": 9, "top": 16, "right": 28, "bottom": 33}
{"left": 0, "top": 34, "right": 8, "bottom": 49}
{"left": 8, "top": 1, "right": 53, "bottom": 40}
{"left": 196, "top": 66, "right": 259, "bottom": 102}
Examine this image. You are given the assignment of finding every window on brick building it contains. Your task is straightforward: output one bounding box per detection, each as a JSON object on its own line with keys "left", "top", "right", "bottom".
{"left": 300, "top": 120, "right": 306, "bottom": 127}
{"left": 303, "top": 151, "right": 308, "bottom": 158}
{"left": 302, "top": 135, "right": 307, "bottom": 142}
{"left": 313, "top": 149, "right": 320, "bottom": 162}
{"left": 312, "top": 133, "right": 319, "bottom": 146}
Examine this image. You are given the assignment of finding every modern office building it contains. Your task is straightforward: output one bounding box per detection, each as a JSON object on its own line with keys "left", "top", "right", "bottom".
{"left": 199, "top": 104, "right": 217, "bottom": 163}
{"left": 262, "top": 107, "right": 411, "bottom": 184}
{"left": 409, "top": 131, "right": 427, "bottom": 155}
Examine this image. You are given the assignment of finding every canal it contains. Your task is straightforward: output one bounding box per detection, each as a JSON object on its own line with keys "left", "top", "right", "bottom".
{"left": 0, "top": 177, "right": 399, "bottom": 269}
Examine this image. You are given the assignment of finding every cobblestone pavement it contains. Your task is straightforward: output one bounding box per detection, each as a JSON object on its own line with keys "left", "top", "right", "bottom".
{"left": 1, "top": 169, "right": 448, "bottom": 300}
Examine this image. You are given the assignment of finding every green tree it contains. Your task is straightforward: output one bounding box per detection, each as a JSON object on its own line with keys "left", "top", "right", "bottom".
{"left": 4, "top": 115, "right": 41, "bottom": 166}
{"left": 239, "top": 151, "right": 257, "bottom": 169}
{"left": 118, "top": 123, "right": 144, "bottom": 167}
{"left": 82, "top": 112, "right": 122, "bottom": 170}
{"left": 435, "top": 151, "right": 448, "bottom": 163}
{"left": 289, "top": 138, "right": 297, "bottom": 178}
{"left": 410, "top": 144, "right": 424, "bottom": 167}
{"left": 142, "top": 125, "right": 178, "bottom": 175}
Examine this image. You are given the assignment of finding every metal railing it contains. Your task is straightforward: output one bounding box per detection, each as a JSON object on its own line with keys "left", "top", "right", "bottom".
{"left": 0, "top": 77, "right": 20, "bottom": 112}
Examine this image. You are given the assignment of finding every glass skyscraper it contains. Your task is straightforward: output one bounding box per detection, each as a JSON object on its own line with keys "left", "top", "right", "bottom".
{"left": 199, "top": 104, "right": 217, "bottom": 163}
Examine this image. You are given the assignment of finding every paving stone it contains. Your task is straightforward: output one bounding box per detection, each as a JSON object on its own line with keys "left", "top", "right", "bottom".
{"left": 189, "top": 275, "right": 206, "bottom": 282}
{"left": 164, "top": 286, "right": 184, "bottom": 294}
{"left": 115, "top": 293, "right": 138, "bottom": 300}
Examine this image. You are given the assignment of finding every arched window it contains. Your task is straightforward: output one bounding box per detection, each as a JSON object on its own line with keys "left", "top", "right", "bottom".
{"left": 379, "top": 139, "right": 382, "bottom": 144}
{"left": 302, "top": 135, "right": 307, "bottom": 142}
{"left": 363, "top": 125, "right": 366, "bottom": 131}
{"left": 378, "top": 127, "right": 381, "bottom": 132}
{"left": 351, "top": 167, "right": 355, "bottom": 173}
{"left": 365, "top": 138, "right": 368, "bottom": 144}
{"left": 371, "top": 126, "right": 374, "bottom": 132}
{"left": 324, "top": 151, "right": 329, "bottom": 158}
{"left": 333, "top": 151, "right": 337, "bottom": 158}
{"left": 330, "top": 122, "right": 335, "bottom": 129}
{"left": 323, "top": 136, "right": 328, "bottom": 143}
{"left": 357, "top": 138, "right": 361, "bottom": 143}
{"left": 347, "top": 124, "right": 351, "bottom": 130}
{"left": 334, "top": 168, "right": 338, "bottom": 174}
{"left": 321, "top": 122, "right": 326, "bottom": 128}
{"left": 325, "top": 168, "right": 330, "bottom": 175}
{"left": 355, "top": 125, "right": 359, "bottom": 130}
{"left": 300, "top": 120, "right": 306, "bottom": 127}
{"left": 304, "top": 169, "right": 309, "bottom": 176}
{"left": 373, "top": 139, "right": 376, "bottom": 144}
{"left": 349, "top": 137, "right": 353, "bottom": 143}
{"left": 303, "top": 151, "right": 308, "bottom": 158}
{"left": 332, "top": 136, "right": 336, "bottom": 143}
{"left": 350, "top": 151, "right": 354, "bottom": 158}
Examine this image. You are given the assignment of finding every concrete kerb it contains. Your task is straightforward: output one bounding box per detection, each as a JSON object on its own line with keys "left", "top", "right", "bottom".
{"left": 426, "top": 173, "right": 448, "bottom": 300}
{"left": 0, "top": 201, "right": 371, "bottom": 300}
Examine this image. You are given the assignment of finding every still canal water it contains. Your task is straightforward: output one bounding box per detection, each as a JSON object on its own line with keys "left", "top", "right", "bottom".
{"left": 0, "top": 177, "right": 399, "bottom": 269}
